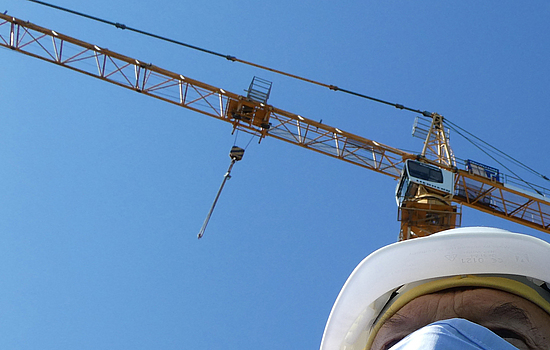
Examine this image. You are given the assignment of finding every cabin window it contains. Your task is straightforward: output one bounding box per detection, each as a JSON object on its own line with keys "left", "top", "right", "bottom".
{"left": 407, "top": 161, "right": 443, "bottom": 183}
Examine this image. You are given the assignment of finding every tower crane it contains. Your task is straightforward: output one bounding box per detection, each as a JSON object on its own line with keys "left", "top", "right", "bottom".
{"left": 1, "top": 13, "right": 550, "bottom": 240}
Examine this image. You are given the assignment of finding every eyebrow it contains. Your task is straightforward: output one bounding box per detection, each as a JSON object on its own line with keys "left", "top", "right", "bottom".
{"left": 381, "top": 312, "right": 413, "bottom": 330}
{"left": 489, "top": 302, "right": 533, "bottom": 325}
{"left": 380, "top": 301, "right": 535, "bottom": 334}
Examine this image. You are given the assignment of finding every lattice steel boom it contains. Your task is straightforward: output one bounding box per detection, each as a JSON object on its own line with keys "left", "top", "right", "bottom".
{"left": 2, "top": 13, "right": 549, "bottom": 235}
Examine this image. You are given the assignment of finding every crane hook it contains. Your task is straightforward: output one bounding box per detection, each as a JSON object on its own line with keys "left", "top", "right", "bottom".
{"left": 197, "top": 146, "right": 245, "bottom": 239}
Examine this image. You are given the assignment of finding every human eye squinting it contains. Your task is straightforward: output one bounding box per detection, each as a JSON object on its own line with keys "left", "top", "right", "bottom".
{"left": 489, "top": 328, "right": 529, "bottom": 349}
{"left": 380, "top": 338, "right": 402, "bottom": 350}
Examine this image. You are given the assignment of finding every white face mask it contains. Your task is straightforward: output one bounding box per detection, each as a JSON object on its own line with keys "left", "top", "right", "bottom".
{"left": 388, "top": 318, "right": 519, "bottom": 350}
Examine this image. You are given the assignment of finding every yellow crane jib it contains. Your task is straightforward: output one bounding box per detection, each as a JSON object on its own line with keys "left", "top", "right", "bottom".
{"left": 3, "top": 12, "right": 550, "bottom": 237}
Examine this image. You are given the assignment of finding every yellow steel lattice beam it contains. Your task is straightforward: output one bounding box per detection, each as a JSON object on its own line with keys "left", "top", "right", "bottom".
{"left": 2, "top": 13, "right": 550, "bottom": 235}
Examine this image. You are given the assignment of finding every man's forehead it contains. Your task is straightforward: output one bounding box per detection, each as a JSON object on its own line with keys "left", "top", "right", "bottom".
{"left": 383, "top": 288, "right": 536, "bottom": 329}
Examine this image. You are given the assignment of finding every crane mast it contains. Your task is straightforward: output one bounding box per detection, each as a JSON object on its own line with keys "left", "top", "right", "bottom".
{"left": 2, "top": 13, "right": 550, "bottom": 238}
{"left": 397, "top": 113, "right": 460, "bottom": 240}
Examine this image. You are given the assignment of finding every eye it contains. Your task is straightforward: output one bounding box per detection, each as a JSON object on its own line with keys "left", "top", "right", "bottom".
{"left": 491, "top": 328, "right": 523, "bottom": 340}
{"left": 490, "top": 328, "right": 529, "bottom": 347}
{"left": 382, "top": 338, "right": 403, "bottom": 350}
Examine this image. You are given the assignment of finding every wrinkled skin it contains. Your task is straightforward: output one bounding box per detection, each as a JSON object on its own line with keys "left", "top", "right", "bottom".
{"left": 371, "top": 288, "right": 550, "bottom": 350}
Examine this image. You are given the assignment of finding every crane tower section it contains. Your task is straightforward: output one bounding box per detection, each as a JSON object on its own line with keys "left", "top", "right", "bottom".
{"left": 396, "top": 114, "right": 460, "bottom": 240}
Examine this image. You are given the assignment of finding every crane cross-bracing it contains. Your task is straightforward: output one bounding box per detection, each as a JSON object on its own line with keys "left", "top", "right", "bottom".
{"left": 2, "top": 13, "right": 550, "bottom": 238}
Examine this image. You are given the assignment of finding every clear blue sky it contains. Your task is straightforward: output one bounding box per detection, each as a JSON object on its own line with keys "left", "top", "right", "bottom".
{"left": 1, "top": 1, "right": 550, "bottom": 349}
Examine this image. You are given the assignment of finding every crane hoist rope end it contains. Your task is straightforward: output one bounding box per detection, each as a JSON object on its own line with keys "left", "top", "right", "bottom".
{"left": 197, "top": 146, "right": 245, "bottom": 239}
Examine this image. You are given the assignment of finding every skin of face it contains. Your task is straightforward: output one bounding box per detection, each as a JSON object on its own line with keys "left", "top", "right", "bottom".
{"left": 370, "top": 288, "right": 550, "bottom": 350}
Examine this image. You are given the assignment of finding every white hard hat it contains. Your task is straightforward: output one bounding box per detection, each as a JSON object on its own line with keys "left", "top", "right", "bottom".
{"left": 319, "top": 227, "right": 550, "bottom": 350}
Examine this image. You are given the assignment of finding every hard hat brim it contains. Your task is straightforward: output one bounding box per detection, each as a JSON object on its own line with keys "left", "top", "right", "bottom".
{"left": 320, "top": 227, "right": 550, "bottom": 350}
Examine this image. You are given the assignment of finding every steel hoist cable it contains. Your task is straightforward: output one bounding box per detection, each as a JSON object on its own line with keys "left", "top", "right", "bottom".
{"left": 26, "top": 0, "right": 432, "bottom": 117}
{"left": 24, "top": 0, "right": 550, "bottom": 196}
